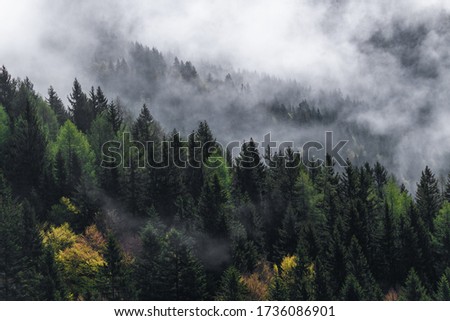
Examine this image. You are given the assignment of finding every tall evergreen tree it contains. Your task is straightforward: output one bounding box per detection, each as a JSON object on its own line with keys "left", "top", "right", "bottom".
{"left": 399, "top": 269, "right": 430, "bottom": 301}
{"left": 216, "top": 266, "right": 248, "bottom": 300}
{"left": 68, "top": 78, "right": 94, "bottom": 133}
{"left": 0, "top": 66, "right": 16, "bottom": 110}
{"left": 102, "top": 233, "right": 134, "bottom": 300}
{"left": 5, "top": 100, "right": 47, "bottom": 196}
{"left": 235, "top": 138, "right": 264, "bottom": 204}
{"left": 47, "top": 86, "right": 69, "bottom": 126}
{"left": 106, "top": 99, "right": 123, "bottom": 134}
{"left": 435, "top": 273, "right": 450, "bottom": 300}
{"left": 159, "top": 229, "right": 207, "bottom": 300}
{"left": 416, "top": 166, "right": 441, "bottom": 232}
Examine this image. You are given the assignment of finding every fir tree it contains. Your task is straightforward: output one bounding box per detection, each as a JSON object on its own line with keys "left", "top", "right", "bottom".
{"left": 216, "top": 267, "right": 248, "bottom": 300}
{"left": 68, "top": 78, "right": 93, "bottom": 133}
{"left": 47, "top": 86, "right": 69, "bottom": 126}
{"left": 416, "top": 166, "right": 441, "bottom": 232}
{"left": 399, "top": 269, "right": 430, "bottom": 301}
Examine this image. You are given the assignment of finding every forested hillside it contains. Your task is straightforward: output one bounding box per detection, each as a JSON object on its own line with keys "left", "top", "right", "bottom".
{"left": 1, "top": 54, "right": 450, "bottom": 301}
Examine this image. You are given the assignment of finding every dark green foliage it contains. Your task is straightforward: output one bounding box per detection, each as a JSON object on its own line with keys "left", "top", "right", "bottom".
{"left": 399, "top": 269, "right": 430, "bottom": 301}
{"left": 47, "top": 86, "right": 69, "bottom": 126}
{"left": 2, "top": 66, "right": 450, "bottom": 301}
{"left": 0, "top": 66, "right": 16, "bottom": 110}
{"left": 101, "top": 233, "right": 134, "bottom": 300}
{"left": 106, "top": 99, "right": 123, "bottom": 134}
{"left": 216, "top": 267, "right": 248, "bottom": 300}
{"left": 344, "top": 237, "right": 382, "bottom": 300}
{"left": 416, "top": 166, "right": 441, "bottom": 232}
{"left": 235, "top": 138, "right": 264, "bottom": 203}
{"left": 4, "top": 100, "right": 47, "bottom": 197}
{"left": 159, "top": 229, "right": 207, "bottom": 300}
{"left": 435, "top": 273, "right": 450, "bottom": 300}
{"left": 68, "top": 78, "right": 94, "bottom": 133}
{"left": 340, "top": 274, "right": 364, "bottom": 300}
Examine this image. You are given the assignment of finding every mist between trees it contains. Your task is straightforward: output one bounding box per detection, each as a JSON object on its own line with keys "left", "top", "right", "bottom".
{"left": 1, "top": 64, "right": 450, "bottom": 301}
{"left": 100, "top": 131, "right": 348, "bottom": 170}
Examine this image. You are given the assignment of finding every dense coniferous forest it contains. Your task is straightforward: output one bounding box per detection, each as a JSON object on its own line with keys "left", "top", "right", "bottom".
{"left": 1, "top": 46, "right": 450, "bottom": 301}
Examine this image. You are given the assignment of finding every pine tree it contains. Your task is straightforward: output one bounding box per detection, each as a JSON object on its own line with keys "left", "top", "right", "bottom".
{"left": 196, "top": 121, "right": 215, "bottom": 163}
{"left": 106, "top": 99, "right": 123, "bottom": 134}
{"left": 340, "top": 274, "right": 364, "bottom": 300}
{"left": 68, "top": 78, "right": 93, "bottom": 133}
{"left": 399, "top": 269, "right": 430, "bottom": 300}
{"left": 136, "top": 222, "right": 163, "bottom": 300}
{"left": 435, "top": 274, "right": 450, "bottom": 300}
{"left": 159, "top": 229, "right": 207, "bottom": 300}
{"left": 5, "top": 100, "right": 47, "bottom": 196}
{"left": 381, "top": 202, "right": 399, "bottom": 286}
{"left": 268, "top": 273, "right": 289, "bottom": 300}
{"left": 0, "top": 173, "right": 25, "bottom": 299}
{"left": 102, "top": 233, "right": 133, "bottom": 300}
{"left": 186, "top": 131, "right": 204, "bottom": 200}
{"left": 216, "top": 267, "right": 248, "bottom": 300}
{"left": 235, "top": 138, "right": 264, "bottom": 204}
{"left": 276, "top": 205, "right": 298, "bottom": 260}
{"left": 133, "top": 104, "right": 155, "bottom": 142}
{"left": 0, "top": 66, "right": 16, "bottom": 111}
{"left": 95, "top": 86, "right": 108, "bottom": 115}
{"left": 47, "top": 86, "right": 68, "bottom": 126}
{"left": 198, "top": 174, "right": 228, "bottom": 238}
{"left": 416, "top": 166, "right": 441, "bottom": 232}
{"left": 444, "top": 173, "right": 450, "bottom": 203}
{"left": 433, "top": 202, "right": 450, "bottom": 274}
{"left": 345, "top": 237, "right": 382, "bottom": 300}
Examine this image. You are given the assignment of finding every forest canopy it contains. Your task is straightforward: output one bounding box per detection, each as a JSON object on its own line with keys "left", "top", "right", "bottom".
{"left": 0, "top": 58, "right": 449, "bottom": 301}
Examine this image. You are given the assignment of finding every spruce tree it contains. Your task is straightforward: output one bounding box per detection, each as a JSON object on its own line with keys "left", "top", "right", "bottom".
{"left": 235, "top": 138, "right": 264, "bottom": 204}
{"left": 399, "top": 269, "right": 430, "bottom": 301}
{"left": 68, "top": 78, "right": 93, "bottom": 133}
{"left": 136, "top": 222, "right": 163, "bottom": 300}
{"left": 159, "top": 229, "right": 207, "bottom": 300}
{"left": 47, "top": 86, "right": 68, "bottom": 126}
{"left": 345, "top": 237, "right": 382, "bottom": 300}
{"left": 102, "top": 233, "right": 133, "bottom": 300}
{"left": 416, "top": 166, "right": 441, "bottom": 232}
{"left": 340, "top": 274, "right": 364, "bottom": 300}
{"left": 5, "top": 100, "right": 47, "bottom": 196}
{"left": 216, "top": 266, "right": 248, "bottom": 300}
{"left": 0, "top": 66, "right": 16, "bottom": 110}
{"left": 435, "top": 274, "right": 450, "bottom": 300}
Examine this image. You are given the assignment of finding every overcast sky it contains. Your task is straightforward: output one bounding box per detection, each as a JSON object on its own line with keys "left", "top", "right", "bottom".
{"left": 1, "top": 0, "right": 447, "bottom": 93}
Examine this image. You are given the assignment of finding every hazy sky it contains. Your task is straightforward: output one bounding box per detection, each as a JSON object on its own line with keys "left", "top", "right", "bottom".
{"left": 1, "top": 0, "right": 447, "bottom": 93}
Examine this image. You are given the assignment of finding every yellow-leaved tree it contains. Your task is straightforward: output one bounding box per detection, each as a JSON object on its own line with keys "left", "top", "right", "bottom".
{"left": 43, "top": 223, "right": 106, "bottom": 300}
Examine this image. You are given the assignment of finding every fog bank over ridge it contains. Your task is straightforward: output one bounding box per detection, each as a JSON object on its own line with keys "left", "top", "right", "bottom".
{"left": 2, "top": 0, "right": 450, "bottom": 188}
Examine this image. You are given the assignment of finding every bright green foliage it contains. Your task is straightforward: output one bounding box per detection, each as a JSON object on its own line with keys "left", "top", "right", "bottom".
{"left": 294, "top": 170, "right": 322, "bottom": 223}
{"left": 53, "top": 120, "right": 96, "bottom": 184}
{"left": 384, "top": 178, "right": 411, "bottom": 219}
{"left": 433, "top": 201, "right": 450, "bottom": 272}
